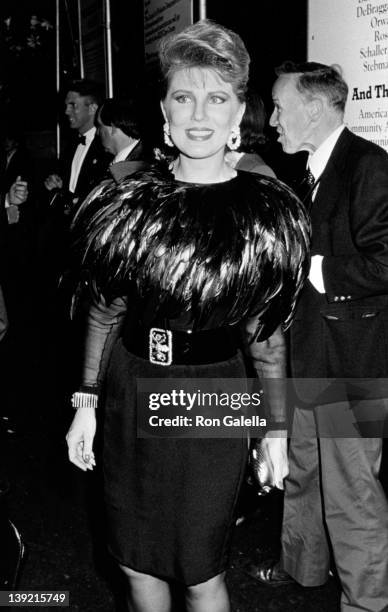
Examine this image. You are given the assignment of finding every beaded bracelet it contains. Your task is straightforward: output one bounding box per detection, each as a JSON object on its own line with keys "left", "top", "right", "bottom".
{"left": 71, "top": 392, "right": 98, "bottom": 409}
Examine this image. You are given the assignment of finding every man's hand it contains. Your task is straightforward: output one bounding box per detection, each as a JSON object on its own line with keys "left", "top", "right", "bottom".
{"left": 44, "top": 173, "right": 63, "bottom": 191}
{"left": 8, "top": 176, "right": 28, "bottom": 205}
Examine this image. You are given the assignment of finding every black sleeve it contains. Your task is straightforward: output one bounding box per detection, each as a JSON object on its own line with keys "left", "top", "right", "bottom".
{"left": 80, "top": 295, "right": 127, "bottom": 394}
{"left": 243, "top": 320, "right": 287, "bottom": 427}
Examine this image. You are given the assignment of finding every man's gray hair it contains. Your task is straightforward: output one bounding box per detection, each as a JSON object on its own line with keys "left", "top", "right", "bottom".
{"left": 275, "top": 61, "right": 348, "bottom": 113}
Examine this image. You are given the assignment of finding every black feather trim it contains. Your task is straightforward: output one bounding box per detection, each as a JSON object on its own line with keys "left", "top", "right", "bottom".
{"left": 71, "top": 165, "right": 311, "bottom": 339}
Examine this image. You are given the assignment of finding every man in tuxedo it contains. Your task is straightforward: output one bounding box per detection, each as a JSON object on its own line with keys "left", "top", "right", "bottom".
{"left": 44, "top": 79, "right": 112, "bottom": 214}
{"left": 40, "top": 80, "right": 113, "bottom": 288}
{"left": 251, "top": 62, "right": 388, "bottom": 611}
{"left": 96, "top": 97, "right": 152, "bottom": 181}
{"left": 39, "top": 82, "right": 112, "bottom": 405}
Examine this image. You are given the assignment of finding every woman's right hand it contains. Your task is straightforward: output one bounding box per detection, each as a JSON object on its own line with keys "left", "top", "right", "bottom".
{"left": 66, "top": 409, "right": 97, "bottom": 471}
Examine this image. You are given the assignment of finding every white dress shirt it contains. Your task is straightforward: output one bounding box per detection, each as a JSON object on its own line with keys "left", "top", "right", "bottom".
{"left": 112, "top": 140, "right": 140, "bottom": 164}
{"left": 307, "top": 124, "right": 346, "bottom": 294}
{"left": 69, "top": 127, "right": 96, "bottom": 193}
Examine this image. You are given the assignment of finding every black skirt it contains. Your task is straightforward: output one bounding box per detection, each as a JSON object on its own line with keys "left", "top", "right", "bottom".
{"left": 102, "top": 339, "right": 248, "bottom": 585}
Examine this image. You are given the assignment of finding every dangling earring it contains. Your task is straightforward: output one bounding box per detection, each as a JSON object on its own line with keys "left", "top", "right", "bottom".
{"left": 163, "top": 121, "right": 174, "bottom": 147}
{"left": 227, "top": 126, "right": 241, "bottom": 151}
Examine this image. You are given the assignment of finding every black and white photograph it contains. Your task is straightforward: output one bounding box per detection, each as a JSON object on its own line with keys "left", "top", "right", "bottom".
{"left": 0, "top": 1, "right": 387, "bottom": 610}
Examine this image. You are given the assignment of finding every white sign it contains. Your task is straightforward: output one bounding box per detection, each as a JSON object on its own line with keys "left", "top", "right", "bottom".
{"left": 308, "top": 0, "right": 388, "bottom": 152}
{"left": 144, "top": 0, "right": 193, "bottom": 70}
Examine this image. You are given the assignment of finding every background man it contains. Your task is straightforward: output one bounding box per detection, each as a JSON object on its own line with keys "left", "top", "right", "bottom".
{"left": 251, "top": 62, "right": 388, "bottom": 612}
{"left": 44, "top": 79, "right": 112, "bottom": 214}
{"left": 96, "top": 97, "right": 152, "bottom": 181}
{"left": 39, "top": 81, "right": 112, "bottom": 413}
{"left": 40, "top": 80, "right": 112, "bottom": 291}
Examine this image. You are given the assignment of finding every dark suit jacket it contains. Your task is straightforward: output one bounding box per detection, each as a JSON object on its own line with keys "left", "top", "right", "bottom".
{"left": 108, "top": 140, "right": 153, "bottom": 183}
{"left": 0, "top": 146, "right": 35, "bottom": 252}
{"left": 290, "top": 128, "right": 388, "bottom": 381}
{"left": 125, "top": 139, "right": 152, "bottom": 163}
{"left": 235, "top": 153, "right": 276, "bottom": 178}
{"left": 38, "top": 135, "right": 112, "bottom": 294}
{"left": 0, "top": 148, "right": 37, "bottom": 316}
{"left": 0, "top": 148, "right": 33, "bottom": 193}
{"left": 59, "top": 134, "right": 113, "bottom": 210}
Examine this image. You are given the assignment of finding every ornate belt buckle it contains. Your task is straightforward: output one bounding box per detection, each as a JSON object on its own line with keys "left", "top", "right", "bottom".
{"left": 149, "top": 327, "right": 173, "bottom": 366}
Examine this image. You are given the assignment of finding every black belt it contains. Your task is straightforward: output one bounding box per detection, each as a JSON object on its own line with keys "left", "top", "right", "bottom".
{"left": 122, "top": 324, "right": 239, "bottom": 366}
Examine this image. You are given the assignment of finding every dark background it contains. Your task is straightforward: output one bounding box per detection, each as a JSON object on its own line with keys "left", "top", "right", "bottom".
{"left": 0, "top": 0, "right": 308, "bottom": 179}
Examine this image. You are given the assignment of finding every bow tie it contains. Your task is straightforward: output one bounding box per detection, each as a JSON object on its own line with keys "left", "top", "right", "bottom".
{"left": 77, "top": 134, "right": 86, "bottom": 145}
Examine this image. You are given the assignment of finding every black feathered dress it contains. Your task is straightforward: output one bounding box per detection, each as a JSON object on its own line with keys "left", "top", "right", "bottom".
{"left": 72, "top": 166, "right": 310, "bottom": 585}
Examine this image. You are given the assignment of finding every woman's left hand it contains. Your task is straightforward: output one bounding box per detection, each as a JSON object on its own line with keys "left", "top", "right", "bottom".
{"left": 261, "top": 432, "right": 289, "bottom": 489}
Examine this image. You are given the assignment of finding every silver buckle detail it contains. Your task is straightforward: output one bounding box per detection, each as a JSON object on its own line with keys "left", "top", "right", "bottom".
{"left": 149, "top": 327, "right": 173, "bottom": 366}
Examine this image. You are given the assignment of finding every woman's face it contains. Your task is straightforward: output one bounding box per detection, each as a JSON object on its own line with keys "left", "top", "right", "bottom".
{"left": 161, "top": 67, "right": 245, "bottom": 160}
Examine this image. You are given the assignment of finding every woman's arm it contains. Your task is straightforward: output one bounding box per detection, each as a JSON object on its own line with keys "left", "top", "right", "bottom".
{"left": 81, "top": 295, "right": 128, "bottom": 391}
{"left": 245, "top": 322, "right": 287, "bottom": 425}
{"left": 66, "top": 295, "right": 127, "bottom": 471}
{"left": 244, "top": 320, "right": 289, "bottom": 488}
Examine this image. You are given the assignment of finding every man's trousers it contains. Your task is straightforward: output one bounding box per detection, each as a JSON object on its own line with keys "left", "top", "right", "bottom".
{"left": 281, "top": 403, "right": 388, "bottom": 612}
